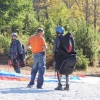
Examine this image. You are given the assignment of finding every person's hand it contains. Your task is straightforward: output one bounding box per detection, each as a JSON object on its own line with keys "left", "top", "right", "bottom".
{"left": 52, "top": 53, "right": 55, "bottom": 56}
{"left": 26, "top": 45, "right": 31, "bottom": 50}
{"left": 8, "top": 59, "right": 12, "bottom": 66}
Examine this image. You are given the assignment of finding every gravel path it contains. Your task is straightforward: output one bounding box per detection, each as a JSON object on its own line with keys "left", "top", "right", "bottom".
{"left": 0, "top": 65, "right": 100, "bottom": 100}
{"left": 0, "top": 79, "right": 100, "bottom": 100}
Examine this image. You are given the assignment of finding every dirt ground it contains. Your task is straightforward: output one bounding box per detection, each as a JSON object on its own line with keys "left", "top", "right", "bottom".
{"left": 0, "top": 64, "right": 56, "bottom": 75}
{"left": 0, "top": 55, "right": 100, "bottom": 76}
{"left": 0, "top": 64, "right": 100, "bottom": 77}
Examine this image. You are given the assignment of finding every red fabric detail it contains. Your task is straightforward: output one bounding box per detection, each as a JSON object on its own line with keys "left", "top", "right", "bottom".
{"left": 68, "top": 39, "right": 72, "bottom": 53}
{"left": 69, "top": 35, "right": 72, "bottom": 37}
{"left": 68, "top": 45, "right": 72, "bottom": 53}
{"left": 0, "top": 76, "right": 29, "bottom": 81}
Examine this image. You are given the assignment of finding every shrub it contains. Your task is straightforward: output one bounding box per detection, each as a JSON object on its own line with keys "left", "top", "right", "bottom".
{"left": 0, "top": 35, "right": 11, "bottom": 55}
{"left": 76, "top": 49, "right": 89, "bottom": 71}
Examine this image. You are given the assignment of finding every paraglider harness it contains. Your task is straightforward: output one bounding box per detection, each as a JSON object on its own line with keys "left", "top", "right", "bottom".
{"left": 54, "top": 32, "right": 77, "bottom": 76}
{"left": 10, "top": 40, "right": 27, "bottom": 68}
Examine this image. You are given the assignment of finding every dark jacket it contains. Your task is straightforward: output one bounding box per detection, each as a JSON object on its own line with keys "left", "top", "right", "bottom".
{"left": 8, "top": 39, "right": 23, "bottom": 61}
{"left": 53, "top": 35, "right": 63, "bottom": 54}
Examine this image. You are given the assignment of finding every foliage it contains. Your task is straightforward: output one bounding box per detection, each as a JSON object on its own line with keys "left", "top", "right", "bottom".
{"left": 0, "top": 35, "right": 11, "bottom": 55}
{"left": 76, "top": 49, "right": 89, "bottom": 70}
{"left": 74, "top": 18, "right": 99, "bottom": 64}
{"left": 0, "top": 0, "right": 35, "bottom": 34}
{"left": 22, "top": 12, "right": 39, "bottom": 35}
{"left": 0, "top": 0, "right": 100, "bottom": 71}
{"left": 48, "top": 1, "right": 70, "bottom": 27}
{"left": 44, "top": 18, "right": 56, "bottom": 43}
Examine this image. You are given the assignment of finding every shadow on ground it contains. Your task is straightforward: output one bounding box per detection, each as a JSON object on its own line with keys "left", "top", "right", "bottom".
{"left": 86, "top": 74, "right": 100, "bottom": 77}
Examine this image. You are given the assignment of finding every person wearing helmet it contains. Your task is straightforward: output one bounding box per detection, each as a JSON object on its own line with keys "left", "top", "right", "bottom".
{"left": 53, "top": 27, "right": 64, "bottom": 54}
{"left": 8, "top": 32, "right": 23, "bottom": 73}
{"left": 53, "top": 26, "right": 69, "bottom": 90}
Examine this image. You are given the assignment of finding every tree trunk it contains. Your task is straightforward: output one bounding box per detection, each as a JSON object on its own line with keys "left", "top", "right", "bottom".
{"left": 85, "top": 0, "right": 89, "bottom": 23}
{"left": 93, "top": 0, "right": 97, "bottom": 28}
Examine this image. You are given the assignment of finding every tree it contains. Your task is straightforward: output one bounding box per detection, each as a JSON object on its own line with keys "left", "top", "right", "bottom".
{"left": 0, "top": 0, "right": 34, "bottom": 34}
{"left": 74, "top": 18, "right": 99, "bottom": 65}
{"left": 33, "top": 0, "right": 51, "bottom": 21}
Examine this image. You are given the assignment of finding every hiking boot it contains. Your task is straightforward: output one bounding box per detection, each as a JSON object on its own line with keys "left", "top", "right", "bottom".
{"left": 27, "top": 84, "right": 33, "bottom": 88}
{"left": 37, "top": 87, "right": 43, "bottom": 89}
{"left": 54, "top": 83, "right": 62, "bottom": 90}
{"left": 63, "top": 84, "right": 69, "bottom": 90}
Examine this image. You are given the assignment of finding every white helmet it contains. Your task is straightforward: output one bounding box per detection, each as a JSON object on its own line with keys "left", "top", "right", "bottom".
{"left": 37, "top": 28, "right": 44, "bottom": 34}
{"left": 12, "top": 33, "right": 17, "bottom": 37}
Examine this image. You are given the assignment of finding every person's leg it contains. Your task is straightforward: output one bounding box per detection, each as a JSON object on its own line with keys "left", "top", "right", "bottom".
{"left": 14, "top": 61, "right": 20, "bottom": 74}
{"left": 57, "top": 71, "right": 62, "bottom": 83}
{"left": 64, "top": 74, "right": 69, "bottom": 90}
{"left": 54, "top": 54, "right": 65, "bottom": 90}
{"left": 55, "top": 71, "right": 62, "bottom": 90}
{"left": 27, "top": 55, "right": 38, "bottom": 88}
{"left": 14, "top": 68, "right": 20, "bottom": 73}
{"left": 66, "top": 74, "right": 69, "bottom": 84}
{"left": 37, "top": 53, "right": 46, "bottom": 89}
{"left": 37, "top": 66, "right": 45, "bottom": 88}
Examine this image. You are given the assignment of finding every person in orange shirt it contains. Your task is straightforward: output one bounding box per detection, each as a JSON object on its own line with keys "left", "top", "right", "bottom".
{"left": 26, "top": 28, "right": 47, "bottom": 89}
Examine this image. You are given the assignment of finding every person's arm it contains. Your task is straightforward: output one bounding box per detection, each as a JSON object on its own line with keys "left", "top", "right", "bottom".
{"left": 26, "top": 38, "right": 32, "bottom": 50}
{"left": 53, "top": 40, "right": 56, "bottom": 54}
{"left": 53, "top": 38, "right": 60, "bottom": 54}
{"left": 8, "top": 43, "right": 12, "bottom": 66}
{"left": 26, "top": 44, "right": 32, "bottom": 50}
{"left": 8, "top": 43, "right": 12, "bottom": 60}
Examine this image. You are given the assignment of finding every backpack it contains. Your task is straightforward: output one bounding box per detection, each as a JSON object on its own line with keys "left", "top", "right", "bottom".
{"left": 20, "top": 44, "right": 27, "bottom": 67}
{"left": 56, "top": 32, "right": 77, "bottom": 75}
{"left": 21, "top": 44, "right": 27, "bottom": 61}
{"left": 59, "top": 32, "right": 76, "bottom": 54}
